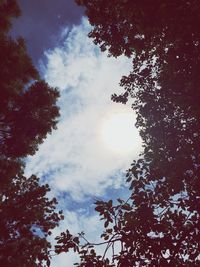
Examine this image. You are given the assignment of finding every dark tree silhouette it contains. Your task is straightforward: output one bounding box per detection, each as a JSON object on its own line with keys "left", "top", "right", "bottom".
{"left": 0, "top": 31, "right": 59, "bottom": 158}
{"left": 0, "top": 1, "right": 63, "bottom": 266}
{"left": 0, "top": 79, "right": 59, "bottom": 158}
{"left": 54, "top": 1, "right": 200, "bottom": 266}
{"left": 0, "top": 173, "right": 63, "bottom": 267}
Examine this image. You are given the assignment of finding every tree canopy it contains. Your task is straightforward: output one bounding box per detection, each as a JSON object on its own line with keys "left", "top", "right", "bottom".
{"left": 0, "top": 33, "right": 59, "bottom": 158}
{"left": 0, "top": 174, "right": 62, "bottom": 267}
{"left": 54, "top": 1, "right": 200, "bottom": 266}
{"left": 0, "top": 1, "right": 63, "bottom": 266}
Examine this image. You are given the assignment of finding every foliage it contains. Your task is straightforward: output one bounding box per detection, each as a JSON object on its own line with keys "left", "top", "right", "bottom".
{"left": 54, "top": 1, "right": 200, "bottom": 266}
{"left": 0, "top": 173, "right": 63, "bottom": 267}
{"left": 0, "top": 32, "right": 59, "bottom": 158}
{"left": 0, "top": 79, "right": 60, "bottom": 158}
{"left": 0, "top": 0, "right": 62, "bottom": 266}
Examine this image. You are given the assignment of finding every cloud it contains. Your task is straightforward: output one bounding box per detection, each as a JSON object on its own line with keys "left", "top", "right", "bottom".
{"left": 26, "top": 18, "right": 142, "bottom": 201}
{"left": 24, "top": 17, "right": 142, "bottom": 266}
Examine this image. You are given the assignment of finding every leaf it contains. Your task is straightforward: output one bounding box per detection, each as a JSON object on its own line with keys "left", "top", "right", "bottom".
{"left": 121, "top": 204, "right": 131, "bottom": 211}
{"left": 47, "top": 258, "right": 50, "bottom": 267}
{"left": 117, "top": 198, "right": 123, "bottom": 204}
{"left": 104, "top": 220, "right": 109, "bottom": 228}
{"left": 126, "top": 176, "right": 132, "bottom": 183}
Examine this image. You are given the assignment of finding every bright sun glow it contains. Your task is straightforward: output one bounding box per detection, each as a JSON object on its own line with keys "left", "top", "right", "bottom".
{"left": 100, "top": 108, "right": 141, "bottom": 156}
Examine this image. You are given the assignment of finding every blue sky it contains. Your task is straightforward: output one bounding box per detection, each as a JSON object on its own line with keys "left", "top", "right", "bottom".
{"left": 13, "top": 2, "right": 142, "bottom": 266}
{"left": 12, "top": 0, "right": 84, "bottom": 65}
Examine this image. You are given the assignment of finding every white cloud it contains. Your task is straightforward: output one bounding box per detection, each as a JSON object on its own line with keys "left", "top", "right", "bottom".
{"left": 26, "top": 18, "right": 142, "bottom": 201}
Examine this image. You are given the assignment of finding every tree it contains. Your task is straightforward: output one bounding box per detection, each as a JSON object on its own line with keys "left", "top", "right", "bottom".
{"left": 0, "top": 1, "right": 63, "bottom": 266}
{"left": 0, "top": 173, "right": 63, "bottom": 267}
{"left": 0, "top": 79, "right": 60, "bottom": 158}
{"left": 0, "top": 30, "right": 59, "bottom": 159}
{"left": 54, "top": 1, "right": 200, "bottom": 266}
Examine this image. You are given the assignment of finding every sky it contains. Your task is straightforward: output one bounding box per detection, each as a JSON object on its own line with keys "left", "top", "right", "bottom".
{"left": 12, "top": 1, "right": 142, "bottom": 266}
{"left": 12, "top": 0, "right": 84, "bottom": 65}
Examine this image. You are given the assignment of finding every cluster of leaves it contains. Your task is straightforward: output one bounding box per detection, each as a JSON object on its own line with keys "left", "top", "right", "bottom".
{"left": 55, "top": 229, "right": 116, "bottom": 267}
{"left": 0, "top": 0, "right": 63, "bottom": 266}
{"left": 54, "top": 1, "right": 200, "bottom": 266}
{"left": 0, "top": 174, "right": 63, "bottom": 267}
